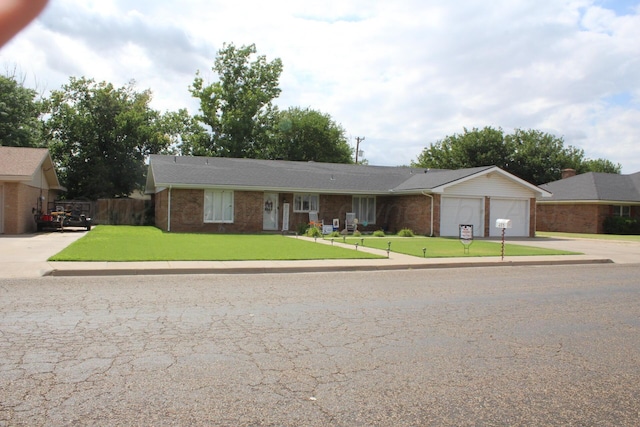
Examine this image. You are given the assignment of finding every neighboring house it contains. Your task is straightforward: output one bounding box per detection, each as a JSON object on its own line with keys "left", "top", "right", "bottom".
{"left": 0, "top": 146, "right": 64, "bottom": 234}
{"left": 146, "top": 155, "right": 551, "bottom": 237}
{"left": 537, "top": 169, "right": 640, "bottom": 234}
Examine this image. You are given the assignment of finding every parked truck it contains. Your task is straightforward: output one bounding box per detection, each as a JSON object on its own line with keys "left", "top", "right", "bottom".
{"left": 34, "top": 200, "right": 92, "bottom": 232}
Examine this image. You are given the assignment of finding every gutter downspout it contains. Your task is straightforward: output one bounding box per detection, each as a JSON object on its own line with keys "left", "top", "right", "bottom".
{"left": 421, "top": 190, "right": 434, "bottom": 237}
{"left": 167, "top": 186, "right": 172, "bottom": 232}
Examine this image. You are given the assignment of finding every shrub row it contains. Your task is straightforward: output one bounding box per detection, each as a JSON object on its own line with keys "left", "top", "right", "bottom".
{"left": 603, "top": 216, "right": 640, "bottom": 235}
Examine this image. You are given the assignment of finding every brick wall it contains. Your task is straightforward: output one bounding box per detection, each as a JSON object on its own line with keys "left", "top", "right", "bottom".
{"left": 537, "top": 203, "right": 609, "bottom": 234}
{"left": 377, "top": 194, "right": 433, "bottom": 235}
{"left": 153, "top": 189, "right": 439, "bottom": 235}
{"left": 284, "top": 194, "right": 353, "bottom": 233}
{"left": 154, "top": 190, "right": 168, "bottom": 231}
{"left": 156, "top": 189, "right": 265, "bottom": 233}
{"left": 1, "top": 182, "right": 48, "bottom": 234}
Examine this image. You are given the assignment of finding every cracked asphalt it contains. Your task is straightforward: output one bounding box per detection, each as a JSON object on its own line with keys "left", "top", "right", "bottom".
{"left": 1, "top": 264, "right": 640, "bottom": 426}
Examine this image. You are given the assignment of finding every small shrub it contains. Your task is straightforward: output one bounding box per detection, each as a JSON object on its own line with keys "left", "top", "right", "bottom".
{"left": 397, "top": 228, "right": 415, "bottom": 237}
{"left": 603, "top": 216, "right": 640, "bottom": 235}
{"left": 306, "top": 226, "right": 322, "bottom": 238}
{"left": 372, "top": 230, "right": 385, "bottom": 237}
{"left": 328, "top": 231, "right": 341, "bottom": 238}
{"left": 297, "top": 223, "right": 309, "bottom": 235}
{"left": 353, "top": 230, "right": 362, "bottom": 237}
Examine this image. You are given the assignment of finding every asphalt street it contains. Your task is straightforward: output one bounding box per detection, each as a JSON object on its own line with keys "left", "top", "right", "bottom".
{"left": 1, "top": 264, "right": 639, "bottom": 426}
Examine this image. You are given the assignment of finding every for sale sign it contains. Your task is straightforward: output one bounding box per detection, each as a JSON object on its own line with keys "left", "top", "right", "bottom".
{"left": 459, "top": 224, "right": 473, "bottom": 243}
{"left": 459, "top": 224, "right": 473, "bottom": 253}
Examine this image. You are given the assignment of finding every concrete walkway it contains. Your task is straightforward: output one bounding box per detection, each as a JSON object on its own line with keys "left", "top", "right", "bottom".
{"left": 1, "top": 231, "right": 633, "bottom": 278}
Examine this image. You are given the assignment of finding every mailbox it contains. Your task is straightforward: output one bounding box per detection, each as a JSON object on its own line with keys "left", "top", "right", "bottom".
{"left": 495, "top": 218, "right": 512, "bottom": 229}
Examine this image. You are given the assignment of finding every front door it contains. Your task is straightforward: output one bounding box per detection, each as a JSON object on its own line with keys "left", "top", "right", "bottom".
{"left": 263, "top": 192, "right": 278, "bottom": 231}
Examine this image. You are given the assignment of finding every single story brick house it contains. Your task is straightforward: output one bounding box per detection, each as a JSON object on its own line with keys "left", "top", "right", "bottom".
{"left": 0, "top": 146, "right": 64, "bottom": 234}
{"left": 145, "top": 155, "right": 551, "bottom": 237}
{"left": 537, "top": 169, "right": 640, "bottom": 234}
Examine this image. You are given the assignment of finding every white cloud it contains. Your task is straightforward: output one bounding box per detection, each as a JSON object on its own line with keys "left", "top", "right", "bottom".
{"left": 1, "top": 0, "right": 640, "bottom": 173}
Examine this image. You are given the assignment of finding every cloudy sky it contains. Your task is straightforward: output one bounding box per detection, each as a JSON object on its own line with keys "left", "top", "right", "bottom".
{"left": 2, "top": 0, "right": 640, "bottom": 173}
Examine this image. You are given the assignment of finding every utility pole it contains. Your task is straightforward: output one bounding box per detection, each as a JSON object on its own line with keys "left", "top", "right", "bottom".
{"left": 355, "top": 136, "right": 365, "bottom": 164}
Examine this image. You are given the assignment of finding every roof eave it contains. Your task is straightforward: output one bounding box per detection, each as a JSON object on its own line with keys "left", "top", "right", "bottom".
{"left": 148, "top": 182, "right": 420, "bottom": 195}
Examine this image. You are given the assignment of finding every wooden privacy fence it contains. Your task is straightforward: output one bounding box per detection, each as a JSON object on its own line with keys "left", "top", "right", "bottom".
{"left": 93, "top": 198, "right": 152, "bottom": 226}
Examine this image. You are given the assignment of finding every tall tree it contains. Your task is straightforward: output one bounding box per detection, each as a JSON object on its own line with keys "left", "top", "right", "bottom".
{"left": 413, "top": 127, "right": 510, "bottom": 170}
{"left": 162, "top": 108, "right": 210, "bottom": 156}
{"left": 413, "top": 127, "right": 621, "bottom": 185}
{"left": 505, "top": 128, "right": 585, "bottom": 185}
{"left": 44, "top": 77, "right": 176, "bottom": 199}
{"left": 581, "top": 158, "right": 622, "bottom": 174}
{"left": 269, "top": 107, "right": 353, "bottom": 163}
{"left": 190, "top": 43, "right": 283, "bottom": 158}
{"left": 0, "top": 73, "right": 43, "bottom": 147}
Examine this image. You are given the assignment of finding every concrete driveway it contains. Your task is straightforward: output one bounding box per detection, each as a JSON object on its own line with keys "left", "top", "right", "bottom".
{"left": 0, "top": 231, "right": 87, "bottom": 278}
{"left": 506, "top": 236, "right": 640, "bottom": 264}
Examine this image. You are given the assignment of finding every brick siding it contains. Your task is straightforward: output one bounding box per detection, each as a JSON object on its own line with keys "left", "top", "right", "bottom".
{"left": 154, "top": 189, "right": 438, "bottom": 235}
{"left": 536, "top": 203, "right": 610, "bottom": 234}
{"left": 1, "top": 182, "right": 55, "bottom": 234}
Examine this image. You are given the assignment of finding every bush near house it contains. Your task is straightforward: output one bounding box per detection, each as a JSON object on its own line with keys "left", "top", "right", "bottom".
{"left": 603, "top": 216, "right": 640, "bottom": 235}
{"left": 397, "top": 228, "right": 415, "bottom": 237}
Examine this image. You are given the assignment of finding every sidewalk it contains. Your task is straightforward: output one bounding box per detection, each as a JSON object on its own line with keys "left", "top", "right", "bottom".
{"left": 0, "top": 232, "right": 615, "bottom": 278}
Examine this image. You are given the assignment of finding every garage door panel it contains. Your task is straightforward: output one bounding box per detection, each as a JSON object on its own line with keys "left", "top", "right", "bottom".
{"left": 440, "top": 197, "right": 483, "bottom": 237}
{"left": 490, "top": 199, "right": 528, "bottom": 236}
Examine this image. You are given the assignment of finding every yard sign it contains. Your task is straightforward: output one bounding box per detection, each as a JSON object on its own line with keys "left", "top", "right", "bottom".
{"left": 459, "top": 224, "right": 473, "bottom": 254}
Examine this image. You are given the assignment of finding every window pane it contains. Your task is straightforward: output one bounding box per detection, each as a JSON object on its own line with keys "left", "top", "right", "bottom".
{"left": 352, "top": 196, "right": 375, "bottom": 224}
{"left": 223, "top": 191, "right": 233, "bottom": 221}
{"left": 204, "top": 191, "right": 213, "bottom": 222}
{"left": 293, "top": 193, "right": 319, "bottom": 212}
{"left": 204, "top": 190, "right": 234, "bottom": 223}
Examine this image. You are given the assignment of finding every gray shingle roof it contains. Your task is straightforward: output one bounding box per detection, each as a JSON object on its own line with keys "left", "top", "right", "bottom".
{"left": 146, "top": 155, "right": 544, "bottom": 195}
{"left": 540, "top": 172, "right": 640, "bottom": 202}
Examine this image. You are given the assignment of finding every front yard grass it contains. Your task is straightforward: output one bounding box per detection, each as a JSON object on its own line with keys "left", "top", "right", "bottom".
{"left": 51, "top": 226, "right": 581, "bottom": 261}
{"left": 339, "top": 236, "right": 579, "bottom": 258}
{"left": 50, "top": 226, "right": 383, "bottom": 261}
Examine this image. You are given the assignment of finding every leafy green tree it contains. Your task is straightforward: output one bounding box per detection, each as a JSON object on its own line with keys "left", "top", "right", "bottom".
{"left": 0, "top": 73, "right": 43, "bottom": 147}
{"left": 44, "top": 77, "right": 177, "bottom": 199}
{"left": 190, "top": 43, "right": 283, "bottom": 158}
{"left": 581, "top": 158, "right": 622, "bottom": 174}
{"left": 413, "top": 127, "right": 510, "bottom": 170}
{"left": 413, "top": 127, "right": 621, "bottom": 185}
{"left": 505, "top": 128, "right": 586, "bottom": 185}
{"left": 162, "top": 108, "right": 210, "bottom": 156}
{"left": 269, "top": 107, "right": 353, "bottom": 163}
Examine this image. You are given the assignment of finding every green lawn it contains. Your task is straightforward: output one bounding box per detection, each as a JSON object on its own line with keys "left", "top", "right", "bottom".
{"left": 50, "top": 226, "right": 383, "bottom": 261}
{"left": 338, "top": 235, "right": 580, "bottom": 258}
{"left": 51, "top": 226, "right": 582, "bottom": 262}
{"left": 536, "top": 231, "right": 640, "bottom": 242}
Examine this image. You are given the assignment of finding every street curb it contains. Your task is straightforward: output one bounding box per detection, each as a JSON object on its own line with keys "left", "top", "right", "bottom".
{"left": 43, "top": 257, "right": 614, "bottom": 277}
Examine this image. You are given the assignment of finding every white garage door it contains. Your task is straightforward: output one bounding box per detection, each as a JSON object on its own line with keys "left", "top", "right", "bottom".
{"left": 490, "top": 198, "right": 529, "bottom": 237}
{"left": 440, "top": 197, "right": 483, "bottom": 237}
